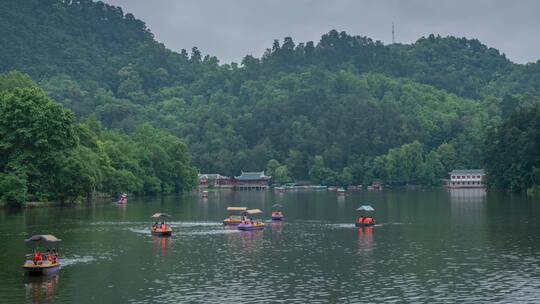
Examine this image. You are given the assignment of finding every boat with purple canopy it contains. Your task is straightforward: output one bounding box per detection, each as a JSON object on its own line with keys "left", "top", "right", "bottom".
{"left": 238, "top": 209, "right": 266, "bottom": 231}
{"left": 22, "top": 235, "right": 61, "bottom": 276}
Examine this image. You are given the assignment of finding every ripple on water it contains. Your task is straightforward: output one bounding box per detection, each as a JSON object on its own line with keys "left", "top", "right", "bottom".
{"left": 61, "top": 255, "right": 96, "bottom": 267}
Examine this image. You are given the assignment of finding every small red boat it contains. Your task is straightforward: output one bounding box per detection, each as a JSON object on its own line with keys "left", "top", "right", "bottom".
{"left": 355, "top": 205, "right": 376, "bottom": 227}
{"left": 117, "top": 193, "right": 128, "bottom": 204}
{"left": 150, "top": 213, "right": 173, "bottom": 236}
{"left": 271, "top": 203, "right": 284, "bottom": 220}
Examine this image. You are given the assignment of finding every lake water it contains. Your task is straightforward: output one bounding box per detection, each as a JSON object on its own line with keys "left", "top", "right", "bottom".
{"left": 0, "top": 189, "right": 539, "bottom": 303}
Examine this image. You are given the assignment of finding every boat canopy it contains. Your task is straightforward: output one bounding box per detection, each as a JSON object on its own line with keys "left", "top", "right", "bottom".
{"left": 272, "top": 204, "right": 283, "bottom": 208}
{"left": 246, "top": 209, "right": 263, "bottom": 215}
{"left": 25, "top": 235, "right": 62, "bottom": 243}
{"left": 226, "top": 207, "right": 248, "bottom": 211}
{"left": 151, "top": 213, "right": 172, "bottom": 218}
{"left": 356, "top": 205, "right": 375, "bottom": 212}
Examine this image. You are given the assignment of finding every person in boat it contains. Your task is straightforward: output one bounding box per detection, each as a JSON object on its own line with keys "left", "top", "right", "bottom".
{"left": 51, "top": 249, "right": 58, "bottom": 263}
{"left": 45, "top": 249, "right": 52, "bottom": 263}
{"left": 33, "top": 250, "right": 43, "bottom": 265}
{"left": 161, "top": 222, "right": 166, "bottom": 231}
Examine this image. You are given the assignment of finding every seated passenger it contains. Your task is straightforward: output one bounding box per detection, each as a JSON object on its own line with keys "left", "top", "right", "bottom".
{"left": 33, "top": 250, "right": 42, "bottom": 265}
{"left": 161, "top": 222, "right": 166, "bottom": 230}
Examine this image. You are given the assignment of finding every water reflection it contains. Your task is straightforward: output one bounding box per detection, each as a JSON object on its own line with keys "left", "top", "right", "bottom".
{"left": 238, "top": 230, "right": 264, "bottom": 255}
{"left": 357, "top": 227, "right": 374, "bottom": 254}
{"left": 449, "top": 188, "right": 486, "bottom": 203}
{"left": 152, "top": 235, "right": 170, "bottom": 257}
{"left": 24, "top": 274, "right": 59, "bottom": 304}
{"left": 449, "top": 188, "right": 487, "bottom": 226}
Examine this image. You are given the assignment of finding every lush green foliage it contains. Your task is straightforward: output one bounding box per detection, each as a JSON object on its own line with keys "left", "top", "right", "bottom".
{"left": 1, "top": 0, "right": 539, "bottom": 191}
{"left": 0, "top": 72, "right": 196, "bottom": 206}
{"left": 485, "top": 103, "right": 540, "bottom": 193}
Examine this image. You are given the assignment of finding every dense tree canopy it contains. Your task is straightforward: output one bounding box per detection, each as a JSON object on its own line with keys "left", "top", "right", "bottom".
{"left": 0, "top": 0, "right": 539, "bottom": 195}
{"left": 485, "top": 103, "right": 540, "bottom": 193}
{"left": 0, "top": 72, "right": 196, "bottom": 206}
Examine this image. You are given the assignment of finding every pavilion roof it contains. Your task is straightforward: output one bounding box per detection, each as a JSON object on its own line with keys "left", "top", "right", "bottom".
{"left": 234, "top": 171, "right": 271, "bottom": 180}
{"left": 449, "top": 169, "right": 485, "bottom": 175}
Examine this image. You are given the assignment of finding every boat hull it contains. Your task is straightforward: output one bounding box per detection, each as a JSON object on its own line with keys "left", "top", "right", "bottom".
{"left": 238, "top": 223, "right": 265, "bottom": 231}
{"left": 355, "top": 222, "right": 375, "bottom": 227}
{"left": 151, "top": 229, "right": 172, "bottom": 236}
{"left": 23, "top": 263, "right": 60, "bottom": 276}
{"left": 271, "top": 213, "right": 283, "bottom": 220}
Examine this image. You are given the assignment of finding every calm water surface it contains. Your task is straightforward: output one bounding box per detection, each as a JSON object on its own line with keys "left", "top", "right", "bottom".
{"left": 0, "top": 189, "right": 539, "bottom": 303}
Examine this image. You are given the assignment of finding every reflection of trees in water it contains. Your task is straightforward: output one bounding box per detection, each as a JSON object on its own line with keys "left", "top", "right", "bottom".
{"left": 357, "top": 227, "right": 374, "bottom": 255}
{"left": 25, "top": 274, "right": 59, "bottom": 304}
{"left": 484, "top": 191, "right": 540, "bottom": 255}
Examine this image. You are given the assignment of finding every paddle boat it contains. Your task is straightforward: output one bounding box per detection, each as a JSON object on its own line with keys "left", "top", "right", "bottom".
{"left": 201, "top": 190, "right": 209, "bottom": 198}
{"left": 151, "top": 213, "right": 173, "bottom": 236}
{"left": 238, "top": 209, "right": 266, "bottom": 231}
{"left": 337, "top": 188, "right": 346, "bottom": 196}
{"left": 118, "top": 192, "right": 128, "bottom": 204}
{"left": 23, "top": 235, "right": 61, "bottom": 276}
{"left": 223, "top": 206, "right": 248, "bottom": 225}
{"left": 271, "top": 203, "right": 284, "bottom": 220}
{"left": 355, "top": 205, "right": 376, "bottom": 227}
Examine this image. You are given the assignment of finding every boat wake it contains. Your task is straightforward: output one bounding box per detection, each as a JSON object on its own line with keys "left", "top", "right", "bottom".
{"left": 168, "top": 221, "right": 222, "bottom": 228}
{"left": 180, "top": 229, "right": 240, "bottom": 236}
{"left": 327, "top": 223, "right": 356, "bottom": 229}
{"left": 61, "top": 255, "right": 96, "bottom": 267}
{"left": 129, "top": 227, "right": 151, "bottom": 235}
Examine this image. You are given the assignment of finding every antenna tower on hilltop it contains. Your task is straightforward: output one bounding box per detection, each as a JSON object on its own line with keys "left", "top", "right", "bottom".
{"left": 392, "top": 22, "right": 395, "bottom": 44}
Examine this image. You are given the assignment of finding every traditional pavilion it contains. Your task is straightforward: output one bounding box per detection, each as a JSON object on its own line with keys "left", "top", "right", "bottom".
{"left": 447, "top": 169, "right": 485, "bottom": 188}
{"left": 233, "top": 171, "right": 271, "bottom": 190}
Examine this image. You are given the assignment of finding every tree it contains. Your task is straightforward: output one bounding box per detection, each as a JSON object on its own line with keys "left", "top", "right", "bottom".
{"left": 274, "top": 165, "right": 292, "bottom": 184}
{"left": 0, "top": 87, "right": 77, "bottom": 200}
{"left": 485, "top": 104, "right": 540, "bottom": 192}
{"left": 266, "top": 159, "right": 281, "bottom": 178}
{"left": 309, "top": 156, "right": 326, "bottom": 184}
{"left": 0, "top": 171, "right": 28, "bottom": 207}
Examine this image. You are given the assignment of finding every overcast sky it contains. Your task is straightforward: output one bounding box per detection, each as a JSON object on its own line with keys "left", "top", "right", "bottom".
{"left": 104, "top": 0, "right": 539, "bottom": 64}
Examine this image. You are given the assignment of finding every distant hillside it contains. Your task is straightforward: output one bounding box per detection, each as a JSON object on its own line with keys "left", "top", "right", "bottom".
{"left": 0, "top": 0, "right": 207, "bottom": 91}
{"left": 1, "top": 0, "right": 539, "bottom": 186}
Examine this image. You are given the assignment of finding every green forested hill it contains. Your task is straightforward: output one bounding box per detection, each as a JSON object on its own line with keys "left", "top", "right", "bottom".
{"left": 1, "top": 0, "right": 539, "bottom": 193}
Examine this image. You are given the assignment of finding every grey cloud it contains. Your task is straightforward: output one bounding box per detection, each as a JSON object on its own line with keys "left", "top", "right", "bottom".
{"left": 104, "top": 0, "right": 540, "bottom": 64}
